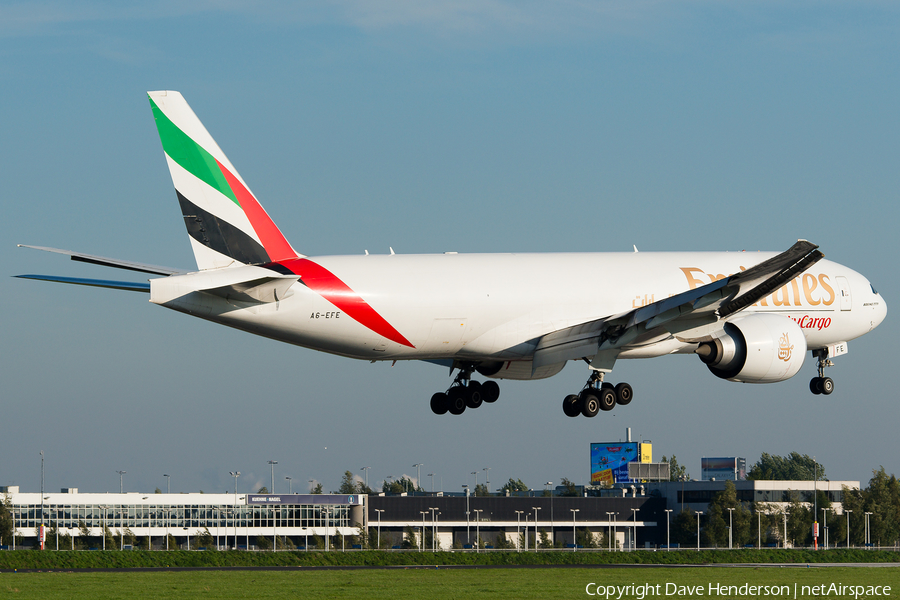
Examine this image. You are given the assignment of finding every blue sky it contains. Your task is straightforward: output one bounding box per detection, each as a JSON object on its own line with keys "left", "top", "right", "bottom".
{"left": 2, "top": 1, "right": 898, "bottom": 496}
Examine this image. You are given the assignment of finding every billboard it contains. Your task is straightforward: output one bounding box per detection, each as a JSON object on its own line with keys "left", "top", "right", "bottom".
{"left": 591, "top": 442, "right": 640, "bottom": 484}
{"left": 246, "top": 494, "right": 363, "bottom": 505}
{"left": 701, "top": 457, "right": 746, "bottom": 481}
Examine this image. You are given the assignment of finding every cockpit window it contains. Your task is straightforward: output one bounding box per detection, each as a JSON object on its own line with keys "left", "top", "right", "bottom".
{"left": 871, "top": 284, "right": 879, "bottom": 295}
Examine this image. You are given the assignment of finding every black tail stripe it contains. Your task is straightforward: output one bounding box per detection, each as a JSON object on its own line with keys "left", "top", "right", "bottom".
{"left": 177, "top": 191, "right": 271, "bottom": 265}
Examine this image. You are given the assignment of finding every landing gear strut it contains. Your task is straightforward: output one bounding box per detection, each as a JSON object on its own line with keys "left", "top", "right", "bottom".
{"left": 809, "top": 350, "right": 834, "bottom": 395}
{"left": 430, "top": 364, "right": 500, "bottom": 416}
{"left": 562, "top": 371, "right": 633, "bottom": 417}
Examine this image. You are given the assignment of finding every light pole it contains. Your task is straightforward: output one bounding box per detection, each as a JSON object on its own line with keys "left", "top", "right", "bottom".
{"left": 695, "top": 511, "right": 703, "bottom": 550}
{"left": 473, "top": 509, "right": 483, "bottom": 551}
{"left": 845, "top": 509, "right": 852, "bottom": 548}
{"left": 484, "top": 468, "right": 491, "bottom": 493}
{"left": 664, "top": 509, "right": 673, "bottom": 550}
{"left": 864, "top": 512, "right": 872, "bottom": 548}
{"left": 420, "top": 511, "right": 427, "bottom": 551}
{"left": 428, "top": 473, "right": 434, "bottom": 493}
{"left": 361, "top": 467, "right": 371, "bottom": 491}
{"left": 463, "top": 485, "right": 470, "bottom": 545}
{"left": 546, "top": 482, "right": 554, "bottom": 546}
{"left": 472, "top": 472, "right": 478, "bottom": 494}
{"left": 375, "top": 509, "right": 384, "bottom": 549}
{"left": 285, "top": 476, "right": 293, "bottom": 494}
{"left": 268, "top": 460, "right": 278, "bottom": 493}
{"left": 163, "top": 474, "right": 170, "bottom": 494}
{"left": 606, "top": 512, "right": 615, "bottom": 551}
{"left": 308, "top": 479, "right": 315, "bottom": 493}
{"left": 429, "top": 507, "right": 438, "bottom": 551}
{"left": 414, "top": 464, "right": 423, "bottom": 493}
{"left": 570, "top": 509, "right": 579, "bottom": 552}
{"left": 117, "top": 470, "right": 126, "bottom": 494}
{"left": 631, "top": 508, "right": 639, "bottom": 550}
{"left": 230, "top": 471, "right": 240, "bottom": 550}
{"left": 515, "top": 510, "right": 524, "bottom": 552}
{"left": 727, "top": 507, "right": 735, "bottom": 549}
{"left": 822, "top": 508, "right": 830, "bottom": 549}
{"left": 532, "top": 506, "right": 541, "bottom": 551}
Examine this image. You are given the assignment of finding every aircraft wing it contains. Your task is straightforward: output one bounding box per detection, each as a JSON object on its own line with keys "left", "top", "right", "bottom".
{"left": 14, "top": 274, "right": 151, "bottom": 293}
{"left": 532, "top": 240, "right": 824, "bottom": 370}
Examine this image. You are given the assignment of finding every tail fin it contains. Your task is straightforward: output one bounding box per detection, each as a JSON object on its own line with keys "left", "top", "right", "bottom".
{"left": 148, "top": 90, "right": 300, "bottom": 270}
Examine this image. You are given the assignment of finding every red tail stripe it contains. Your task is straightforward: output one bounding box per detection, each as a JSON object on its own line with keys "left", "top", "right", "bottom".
{"left": 278, "top": 258, "right": 415, "bottom": 348}
{"left": 217, "top": 159, "right": 296, "bottom": 262}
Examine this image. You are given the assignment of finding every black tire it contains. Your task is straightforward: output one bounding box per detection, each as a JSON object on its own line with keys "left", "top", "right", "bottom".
{"left": 614, "top": 382, "right": 633, "bottom": 406}
{"left": 599, "top": 387, "right": 616, "bottom": 411}
{"left": 820, "top": 377, "right": 834, "bottom": 395}
{"left": 563, "top": 394, "right": 581, "bottom": 417}
{"left": 481, "top": 380, "right": 500, "bottom": 403}
{"left": 810, "top": 377, "right": 822, "bottom": 395}
{"left": 465, "top": 381, "right": 483, "bottom": 409}
{"left": 580, "top": 390, "right": 600, "bottom": 418}
{"left": 601, "top": 381, "right": 614, "bottom": 390}
{"left": 447, "top": 386, "right": 467, "bottom": 415}
{"left": 430, "top": 392, "right": 449, "bottom": 415}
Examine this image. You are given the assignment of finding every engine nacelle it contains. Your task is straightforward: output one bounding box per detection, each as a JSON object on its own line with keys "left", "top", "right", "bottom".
{"left": 696, "top": 313, "right": 806, "bottom": 383}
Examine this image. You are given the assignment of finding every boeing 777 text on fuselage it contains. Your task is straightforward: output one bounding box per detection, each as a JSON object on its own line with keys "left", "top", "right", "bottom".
{"left": 16, "top": 91, "right": 887, "bottom": 417}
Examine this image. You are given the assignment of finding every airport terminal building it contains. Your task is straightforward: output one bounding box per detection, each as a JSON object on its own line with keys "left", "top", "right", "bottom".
{"left": 1, "top": 478, "right": 858, "bottom": 550}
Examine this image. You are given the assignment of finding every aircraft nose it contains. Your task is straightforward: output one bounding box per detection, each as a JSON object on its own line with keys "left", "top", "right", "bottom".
{"left": 874, "top": 291, "right": 887, "bottom": 329}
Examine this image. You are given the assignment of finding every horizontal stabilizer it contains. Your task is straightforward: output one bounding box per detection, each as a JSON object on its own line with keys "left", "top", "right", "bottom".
{"left": 18, "top": 245, "right": 185, "bottom": 276}
{"left": 15, "top": 274, "right": 150, "bottom": 293}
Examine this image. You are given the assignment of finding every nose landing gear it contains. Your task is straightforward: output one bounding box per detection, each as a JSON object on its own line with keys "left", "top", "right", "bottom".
{"left": 562, "top": 371, "right": 633, "bottom": 417}
{"left": 810, "top": 350, "right": 835, "bottom": 395}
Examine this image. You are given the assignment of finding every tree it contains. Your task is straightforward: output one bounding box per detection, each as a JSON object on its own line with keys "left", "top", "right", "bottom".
{"left": 704, "top": 481, "right": 751, "bottom": 547}
{"left": 661, "top": 455, "right": 689, "bottom": 481}
{"left": 402, "top": 526, "right": 418, "bottom": 549}
{"left": 256, "top": 535, "right": 272, "bottom": 550}
{"left": 671, "top": 510, "right": 697, "bottom": 547}
{"left": 339, "top": 471, "right": 358, "bottom": 495}
{"left": 103, "top": 525, "right": 116, "bottom": 550}
{"left": 311, "top": 482, "right": 323, "bottom": 494}
{"left": 123, "top": 526, "right": 137, "bottom": 548}
{"left": 558, "top": 478, "right": 579, "bottom": 497}
{"left": 576, "top": 527, "right": 597, "bottom": 549}
{"left": 257, "top": 486, "right": 269, "bottom": 494}
{"left": 154, "top": 487, "right": 162, "bottom": 494}
{"left": 538, "top": 528, "right": 551, "bottom": 548}
{"left": 0, "top": 494, "right": 13, "bottom": 547}
{"left": 195, "top": 527, "right": 214, "bottom": 549}
{"left": 474, "top": 483, "right": 489, "bottom": 496}
{"left": 494, "top": 531, "right": 513, "bottom": 549}
{"left": 500, "top": 478, "right": 528, "bottom": 493}
{"left": 77, "top": 520, "right": 92, "bottom": 550}
{"left": 747, "top": 452, "right": 823, "bottom": 481}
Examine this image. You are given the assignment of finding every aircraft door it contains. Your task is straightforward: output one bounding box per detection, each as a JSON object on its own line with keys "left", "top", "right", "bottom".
{"left": 835, "top": 276, "right": 852, "bottom": 311}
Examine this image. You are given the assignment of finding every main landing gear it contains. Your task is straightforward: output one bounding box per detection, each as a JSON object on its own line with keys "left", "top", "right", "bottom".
{"left": 563, "top": 371, "right": 633, "bottom": 418}
{"left": 809, "top": 350, "right": 835, "bottom": 395}
{"left": 430, "top": 367, "right": 500, "bottom": 416}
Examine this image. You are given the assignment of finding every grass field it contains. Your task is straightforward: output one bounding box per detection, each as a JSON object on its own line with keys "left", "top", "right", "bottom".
{"left": 1, "top": 566, "right": 897, "bottom": 599}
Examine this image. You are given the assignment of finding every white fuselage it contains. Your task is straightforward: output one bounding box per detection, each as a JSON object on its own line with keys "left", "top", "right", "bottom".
{"left": 149, "top": 251, "right": 886, "bottom": 375}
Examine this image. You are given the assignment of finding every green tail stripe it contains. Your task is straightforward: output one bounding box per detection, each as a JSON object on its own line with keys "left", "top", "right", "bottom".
{"left": 149, "top": 97, "right": 239, "bottom": 206}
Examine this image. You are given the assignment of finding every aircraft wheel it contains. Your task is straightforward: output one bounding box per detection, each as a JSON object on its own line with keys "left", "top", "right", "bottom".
{"left": 601, "top": 381, "right": 614, "bottom": 390}
{"left": 563, "top": 394, "right": 581, "bottom": 417}
{"left": 810, "top": 378, "right": 822, "bottom": 395}
{"left": 481, "top": 380, "right": 500, "bottom": 403}
{"left": 614, "top": 382, "right": 633, "bottom": 406}
{"left": 580, "top": 390, "right": 600, "bottom": 418}
{"left": 430, "top": 392, "right": 449, "bottom": 415}
{"left": 599, "top": 387, "right": 617, "bottom": 411}
{"left": 447, "top": 386, "right": 467, "bottom": 415}
{"left": 820, "top": 377, "right": 834, "bottom": 395}
{"left": 466, "top": 381, "right": 483, "bottom": 409}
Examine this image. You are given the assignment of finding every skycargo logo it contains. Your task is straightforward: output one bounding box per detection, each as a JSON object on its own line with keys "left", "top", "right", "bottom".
{"left": 789, "top": 315, "right": 832, "bottom": 331}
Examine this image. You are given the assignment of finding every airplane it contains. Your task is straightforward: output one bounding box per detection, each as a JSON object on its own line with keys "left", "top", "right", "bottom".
{"left": 16, "top": 91, "right": 887, "bottom": 418}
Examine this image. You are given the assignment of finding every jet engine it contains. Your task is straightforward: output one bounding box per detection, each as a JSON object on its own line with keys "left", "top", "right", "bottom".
{"left": 696, "top": 313, "right": 806, "bottom": 383}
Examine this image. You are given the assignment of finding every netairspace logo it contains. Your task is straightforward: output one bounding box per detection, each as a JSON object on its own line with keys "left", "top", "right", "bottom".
{"left": 584, "top": 582, "right": 893, "bottom": 599}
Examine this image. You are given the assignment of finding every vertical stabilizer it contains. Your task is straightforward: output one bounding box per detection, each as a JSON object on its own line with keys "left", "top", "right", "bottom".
{"left": 148, "top": 90, "right": 300, "bottom": 270}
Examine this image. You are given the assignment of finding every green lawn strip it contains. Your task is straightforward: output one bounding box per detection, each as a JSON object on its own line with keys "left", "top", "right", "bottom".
{"left": 1, "top": 566, "right": 897, "bottom": 600}
{"left": 1, "top": 548, "right": 899, "bottom": 570}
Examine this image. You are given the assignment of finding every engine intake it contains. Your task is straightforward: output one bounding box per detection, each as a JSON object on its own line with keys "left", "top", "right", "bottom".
{"left": 696, "top": 313, "right": 806, "bottom": 383}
